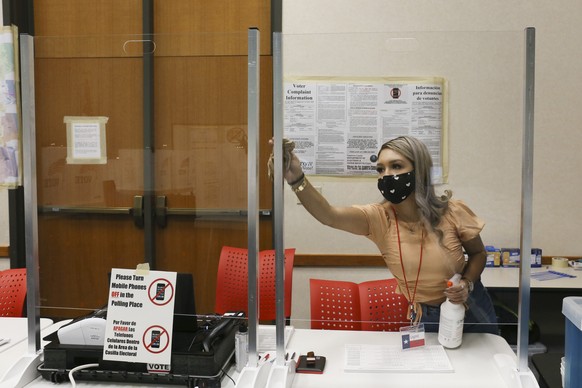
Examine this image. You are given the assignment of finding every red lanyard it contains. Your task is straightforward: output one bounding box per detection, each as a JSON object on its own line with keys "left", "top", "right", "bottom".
{"left": 392, "top": 207, "right": 423, "bottom": 322}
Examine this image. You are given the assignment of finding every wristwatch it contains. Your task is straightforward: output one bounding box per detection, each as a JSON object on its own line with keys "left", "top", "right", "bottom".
{"left": 462, "top": 277, "right": 474, "bottom": 293}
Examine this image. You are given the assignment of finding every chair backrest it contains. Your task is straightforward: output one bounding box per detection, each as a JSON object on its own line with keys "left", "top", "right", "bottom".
{"left": 214, "top": 246, "right": 295, "bottom": 321}
{"left": 0, "top": 268, "right": 27, "bottom": 317}
{"left": 358, "top": 278, "right": 408, "bottom": 331}
{"left": 258, "top": 248, "right": 295, "bottom": 321}
{"left": 215, "top": 246, "right": 248, "bottom": 317}
{"left": 309, "top": 278, "right": 361, "bottom": 331}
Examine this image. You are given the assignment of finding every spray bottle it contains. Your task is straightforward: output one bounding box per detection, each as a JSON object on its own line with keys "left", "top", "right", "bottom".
{"left": 438, "top": 273, "right": 465, "bottom": 348}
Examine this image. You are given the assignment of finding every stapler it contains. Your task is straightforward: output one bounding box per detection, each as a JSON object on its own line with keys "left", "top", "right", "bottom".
{"left": 296, "top": 351, "right": 326, "bottom": 374}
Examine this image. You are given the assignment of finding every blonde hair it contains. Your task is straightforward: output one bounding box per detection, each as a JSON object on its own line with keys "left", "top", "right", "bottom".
{"left": 379, "top": 136, "right": 451, "bottom": 238}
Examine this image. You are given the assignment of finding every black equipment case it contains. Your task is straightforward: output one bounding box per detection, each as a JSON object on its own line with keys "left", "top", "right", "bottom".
{"left": 38, "top": 322, "right": 237, "bottom": 387}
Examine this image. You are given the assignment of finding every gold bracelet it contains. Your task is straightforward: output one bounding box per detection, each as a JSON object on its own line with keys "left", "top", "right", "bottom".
{"left": 291, "top": 176, "right": 308, "bottom": 193}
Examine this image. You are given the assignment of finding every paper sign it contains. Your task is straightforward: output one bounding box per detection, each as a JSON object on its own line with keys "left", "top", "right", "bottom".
{"left": 0, "top": 26, "right": 21, "bottom": 187}
{"left": 103, "top": 268, "right": 177, "bottom": 365}
{"left": 65, "top": 116, "right": 108, "bottom": 164}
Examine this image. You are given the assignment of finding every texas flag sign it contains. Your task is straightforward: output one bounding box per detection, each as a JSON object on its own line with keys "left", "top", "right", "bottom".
{"left": 401, "top": 331, "right": 426, "bottom": 350}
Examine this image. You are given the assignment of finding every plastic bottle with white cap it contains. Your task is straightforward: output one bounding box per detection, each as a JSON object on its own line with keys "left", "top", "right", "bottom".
{"left": 234, "top": 323, "right": 249, "bottom": 372}
{"left": 438, "top": 273, "right": 465, "bottom": 348}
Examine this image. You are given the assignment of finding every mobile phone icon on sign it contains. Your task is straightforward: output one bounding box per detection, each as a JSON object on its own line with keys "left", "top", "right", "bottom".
{"left": 156, "top": 283, "right": 165, "bottom": 300}
{"left": 151, "top": 330, "right": 161, "bottom": 348}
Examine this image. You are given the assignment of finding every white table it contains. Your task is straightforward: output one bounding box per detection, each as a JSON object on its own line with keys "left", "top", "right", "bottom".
{"left": 482, "top": 265, "right": 582, "bottom": 358}
{"left": 0, "top": 317, "right": 53, "bottom": 358}
{"left": 0, "top": 317, "right": 60, "bottom": 386}
{"left": 226, "top": 330, "right": 533, "bottom": 388}
{"left": 482, "top": 266, "right": 582, "bottom": 289}
{"left": 22, "top": 329, "right": 534, "bottom": 388}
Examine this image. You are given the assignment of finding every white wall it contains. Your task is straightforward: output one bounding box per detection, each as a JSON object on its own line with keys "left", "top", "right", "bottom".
{"left": 283, "top": 0, "right": 582, "bottom": 325}
{"left": 282, "top": 0, "right": 582, "bottom": 258}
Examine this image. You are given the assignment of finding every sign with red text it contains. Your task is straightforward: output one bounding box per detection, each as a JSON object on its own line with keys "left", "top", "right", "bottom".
{"left": 103, "top": 268, "right": 177, "bottom": 365}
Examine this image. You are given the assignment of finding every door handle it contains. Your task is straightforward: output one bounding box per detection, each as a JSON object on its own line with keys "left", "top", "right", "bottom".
{"left": 156, "top": 195, "right": 167, "bottom": 228}
{"left": 132, "top": 195, "right": 144, "bottom": 228}
{"left": 153, "top": 198, "right": 272, "bottom": 226}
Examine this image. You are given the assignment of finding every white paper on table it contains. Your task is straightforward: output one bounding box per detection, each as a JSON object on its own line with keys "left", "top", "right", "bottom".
{"left": 344, "top": 344, "right": 453, "bottom": 373}
{"left": 257, "top": 325, "right": 295, "bottom": 352}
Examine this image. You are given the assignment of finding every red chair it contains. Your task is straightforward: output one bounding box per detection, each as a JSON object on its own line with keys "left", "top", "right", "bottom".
{"left": 358, "top": 278, "right": 408, "bottom": 331}
{"left": 309, "top": 279, "right": 361, "bottom": 331}
{"left": 0, "top": 268, "right": 27, "bottom": 317}
{"left": 214, "top": 246, "right": 295, "bottom": 321}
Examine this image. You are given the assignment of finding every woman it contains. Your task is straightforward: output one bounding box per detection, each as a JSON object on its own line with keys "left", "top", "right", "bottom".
{"left": 283, "top": 136, "right": 498, "bottom": 333}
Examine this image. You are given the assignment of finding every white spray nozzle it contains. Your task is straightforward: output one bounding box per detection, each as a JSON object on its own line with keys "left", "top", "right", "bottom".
{"left": 447, "top": 273, "right": 462, "bottom": 288}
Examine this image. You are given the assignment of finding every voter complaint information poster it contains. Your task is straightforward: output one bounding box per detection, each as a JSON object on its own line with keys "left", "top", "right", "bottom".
{"left": 103, "top": 269, "right": 177, "bottom": 366}
{"left": 283, "top": 76, "right": 448, "bottom": 183}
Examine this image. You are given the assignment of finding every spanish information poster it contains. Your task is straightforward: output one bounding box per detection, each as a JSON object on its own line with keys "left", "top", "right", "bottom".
{"left": 283, "top": 76, "right": 447, "bottom": 183}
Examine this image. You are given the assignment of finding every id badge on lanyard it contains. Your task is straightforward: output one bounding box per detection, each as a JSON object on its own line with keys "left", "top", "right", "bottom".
{"left": 400, "top": 323, "right": 426, "bottom": 350}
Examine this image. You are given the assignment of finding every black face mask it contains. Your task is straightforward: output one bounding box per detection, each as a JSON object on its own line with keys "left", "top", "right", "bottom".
{"left": 377, "top": 171, "right": 415, "bottom": 204}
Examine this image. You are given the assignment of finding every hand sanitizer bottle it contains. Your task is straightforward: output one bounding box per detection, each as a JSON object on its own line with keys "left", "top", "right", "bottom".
{"left": 234, "top": 323, "right": 249, "bottom": 372}
{"left": 438, "top": 273, "right": 465, "bottom": 348}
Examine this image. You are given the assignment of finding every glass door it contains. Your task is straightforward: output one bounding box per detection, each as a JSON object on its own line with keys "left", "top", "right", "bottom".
{"left": 32, "top": 0, "right": 274, "bottom": 319}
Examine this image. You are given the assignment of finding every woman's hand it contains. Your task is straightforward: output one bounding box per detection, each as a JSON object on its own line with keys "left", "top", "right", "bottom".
{"left": 443, "top": 279, "right": 470, "bottom": 305}
{"left": 284, "top": 150, "right": 304, "bottom": 184}
{"left": 268, "top": 138, "right": 370, "bottom": 235}
{"left": 268, "top": 138, "right": 304, "bottom": 184}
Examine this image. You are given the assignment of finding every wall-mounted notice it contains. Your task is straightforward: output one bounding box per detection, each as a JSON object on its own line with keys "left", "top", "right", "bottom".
{"left": 0, "top": 26, "right": 21, "bottom": 187}
{"left": 65, "top": 116, "right": 108, "bottom": 164}
{"left": 284, "top": 77, "right": 448, "bottom": 183}
{"left": 103, "top": 268, "right": 177, "bottom": 366}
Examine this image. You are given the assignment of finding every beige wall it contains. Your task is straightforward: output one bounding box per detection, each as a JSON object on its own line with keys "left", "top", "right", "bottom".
{"left": 282, "top": 0, "right": 582, "bottom": 326}
{"left": 282, "top": 0, "right": 582, "bottom": 257}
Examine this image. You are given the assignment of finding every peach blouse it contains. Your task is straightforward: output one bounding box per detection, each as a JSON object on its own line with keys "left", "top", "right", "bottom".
{"left": 354, "top": 199, "right": 484, "bottom": 306}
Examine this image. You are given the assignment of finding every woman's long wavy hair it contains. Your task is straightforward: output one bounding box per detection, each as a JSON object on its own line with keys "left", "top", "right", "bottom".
{"left": 378, "top": 136, "right": 451, "bottom": 239}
